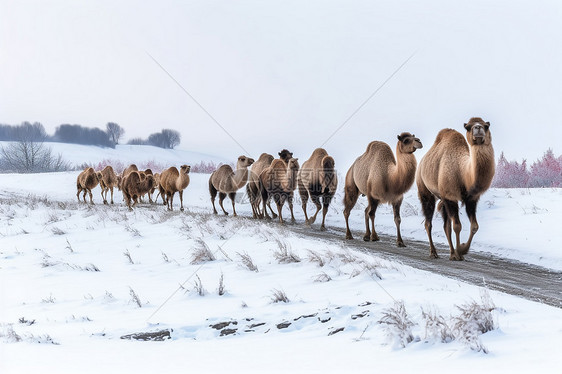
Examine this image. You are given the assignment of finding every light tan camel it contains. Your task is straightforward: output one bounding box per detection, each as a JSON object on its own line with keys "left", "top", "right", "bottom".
{"left": 416, "top": 117, "right": 495, "bottom": 260}
{"left": 76, "top": 167, "right": 100, "bottom": 204}
{"left": 150, "top": 172, "right": 161, "bottom": 204}
{"left": 159, "top": 165, "right": 191, "bottom": 211}
{"left": 343, "top": 133, "right": 422, "bottom": 246}
{"left": 96, "top": 166, "right": 118, "bottom": 204}
{"left": 260, "top": 157, "right": 300, "bottom": 224}
{"left": 209, "top": 155, "right": 255, "bottom": 216}
{"left": 297, "top": 148, "right": 338, "bottom": 231}
{"left": 122, "top": 171, "right": 156, "bottom": 211}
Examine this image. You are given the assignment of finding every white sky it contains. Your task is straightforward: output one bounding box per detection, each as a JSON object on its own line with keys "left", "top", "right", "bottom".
{"left": 1, "top": 0, "right": 561, "bottom": 165}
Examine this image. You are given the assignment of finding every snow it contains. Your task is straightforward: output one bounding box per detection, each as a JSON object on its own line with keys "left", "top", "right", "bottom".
{"left": 1, "top": 144, "right": 562, "bottom": 373}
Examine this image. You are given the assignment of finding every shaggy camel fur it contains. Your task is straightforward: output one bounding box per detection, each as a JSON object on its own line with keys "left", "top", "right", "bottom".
{"left": 76, "top": 167, "right": 100, "bottom": 204}
{"left": 159, "top": 165, "right": 191, "bottom": 211}
{"left": 260, "top": 157, "right": 300, "bottom": 224}
{"left": 209, "top": 155, "right": 255, "bottom": 216}
{"left": 343, "top": 133, "right": 422, "bottom": 246}
{"left": 416, "top": 117, "right": 495, "bottom": 260}
{"left": 96, "top": 166, "right": 118, "bottom": 204}
{"left": 297, "top": 148, "right": 338, "bottom": 230}
{"left": 117, "top": 164, "right": 139, "bottom": 190}
{"left": 246, "top": 153, "right": 274, "bottom": 218}
{"left": 122, "top": 171, "right": 155, "bottom": 211}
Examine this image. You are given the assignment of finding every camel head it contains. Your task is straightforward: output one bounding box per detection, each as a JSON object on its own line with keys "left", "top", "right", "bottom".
{"left": 397, "top": 132, "right": 423, "bottom": 154}
{"left": 237, "top": 155, "right": 255, "bottom": 169}
{"left": 180, "top": 165, "right": 191, "bottom": 175}
{"left": 278, "top": 149, "right": 294, "bottom": 164}
{"left": 464, "top": 117, "right": 491, "bottom": 146}
{"left": 288, "top": 157, "right": 300, "bottom": 171}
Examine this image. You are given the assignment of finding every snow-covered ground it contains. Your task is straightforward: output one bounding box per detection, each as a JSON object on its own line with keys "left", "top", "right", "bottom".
{"left": 1, "top": 158, "right": 562, "bottom": 372}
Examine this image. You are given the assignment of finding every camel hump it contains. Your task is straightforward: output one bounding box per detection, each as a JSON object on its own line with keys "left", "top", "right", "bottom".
{"left": 365, "top": 140, "right": 391, "bottom": 154}
{"left": 126, "top": 170, "right": 141, "bottom": 185}
{"left": 270, "top": 159, "right": 287, "bottom": 169}
{"left": 216, "top": 164, "right": 234, "bottom": 174}
{"left": 322, "top": 155, "right": 335, "bottom": 170}
{"left": 257, "top": 153, "right": 274, "bottom": 163}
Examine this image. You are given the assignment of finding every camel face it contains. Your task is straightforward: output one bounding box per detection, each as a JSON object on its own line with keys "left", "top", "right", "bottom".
{"left": 464, "top": 120, "right": 491, "bottom": 146}
{"left": 278, "top": 149, "right": 293, "bottom": 163}
{"left": 397, "top": 132, "right": 423, "bottom": 154}
{"left": 180, "top": 165, "right": 191, "bottom": 174}
{"left": 237, "top": 156, "right": 255, "bottom": 168}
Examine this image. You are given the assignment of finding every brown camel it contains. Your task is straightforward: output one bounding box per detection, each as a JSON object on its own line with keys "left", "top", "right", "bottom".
{"left": 246, "top": 153, "right": 282, "bottom": 219}
{"left": 416, "top": 117, "right": 495, "bottom": 260}
{"left": 150, "top": 172, "right": 161, "bottom": 204}
{"left": 119, "top": 164, "right": 138, "bottom": 190}
{"left": 209, "top": 155, "right": 255, "bottom": 216}
{"left": 297, "top": 148, "right": 338, "bottom": 231}
{"left": 343, "top": 133, "right": 422, "bottom": 246}
{"left": 96, "top": 166, "right": 118, "bottom": 204}
{"left": 76, "top": 167, "right": 100, "bottom": 204}
{"left": 159, "top": 165, "right": 191, "bottom": 211}
{"left": 121, "top": 171, "right": 156, "bottom": 211}
{"left": 260, "top": 157, "right": 300, "bottom": 224}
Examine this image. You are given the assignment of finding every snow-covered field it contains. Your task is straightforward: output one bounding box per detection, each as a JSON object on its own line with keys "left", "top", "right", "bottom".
{"left": 1, "top": 152, "right": 562, "bottom": 372}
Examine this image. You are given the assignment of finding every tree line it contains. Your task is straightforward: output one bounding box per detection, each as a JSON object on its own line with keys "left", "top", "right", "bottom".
{"left": 0, "top": 121, "right": 181, "bottom": 149}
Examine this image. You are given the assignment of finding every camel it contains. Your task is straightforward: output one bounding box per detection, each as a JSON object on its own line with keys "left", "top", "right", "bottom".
{"left": 416, "top": 117, "right": 495, "bottom": 260}
{"left": 96, "top": 165, "right": 118, "bottom": 204}
{"left": 159, "top": 165, "right": 191, "bottom": 211}
{"left": 121, "top": 171, "right": 156, "bottom": 211}
{"left": 246, "top": 153, "right": 287, "bottom": 219}
{"left": 76, "top": 167, "right": 100, "bottom": 204}
{"left": 260, "top": 157, "right": 300, "bottom": 224}
{"left": 297, "top": 148, "right": 338, "bottom": 230}
{"left": 343, "top": 133, "right": 422, "bottom": 246}
{"left": 209, "top": 155, "right": 255, "bottom": 216}
{"left": 120, "top": 164, "right": 138, "bottom": 190}
{"left": 149, "top": 172, "right": 161, "bottom": 204}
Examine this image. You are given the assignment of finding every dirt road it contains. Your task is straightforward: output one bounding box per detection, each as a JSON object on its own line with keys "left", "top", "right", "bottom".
{"left": 285, "top": 224, "right": 562, "bottom": 308}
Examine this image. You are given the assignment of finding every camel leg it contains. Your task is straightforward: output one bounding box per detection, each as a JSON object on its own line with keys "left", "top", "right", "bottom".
{"left": 101, "top": 188, "right": 107, "bottom": 205}
{"left": 441, "top": 200, "right": 463, "bottom": 260}
{"left": 179, "top": 190, "right": 185, "bottom": 212}
{"left": 288, "top": 193, "right": 296, "bottom": 223}
{"left": 229, "top": 192, "right": 237, "bottom": 216}
{"left": 365, "top": 197, "right": 379, "bottom": 242}
{"left": 267, "top": 202, "right": 277, "bottom": 219}
{"left": 218, "top": 192, "right": 229, "bottom": 215}
{"left": 459, "top": 197, "right": 480, "bottom": 255}
{"left": 209, "top": 182, "right": 218, "bottom": 214}
{"left": 419, "top": 192, "right": 438, "bottom": 258}
{"left": 275, "top": 194, "right": 284, "bottom": 224}
{"left": 77, "top": 188, "right": 82, "bottom": 203}
{"left": 320, "top": 194, "right": 332, "bottom": 231}
{"left": 87, "top": 189, "right": 95, "bottom": 204}
{"left": 298, "top": 181, "right": 310, "bottom": 224}
{"left": 168, "top": 192, "right": 174, "bottom": 211}
{"left": 308, "top": 193, "right": 322, "bottom": 225}
{"left": 110, "top": 187, "right": 114, "bottom": 204}
{"left": 343, "top": 183, "right": 360, "bottom": 240}
{"left": 392, "top": 198, "right": 406, "bottom": 247}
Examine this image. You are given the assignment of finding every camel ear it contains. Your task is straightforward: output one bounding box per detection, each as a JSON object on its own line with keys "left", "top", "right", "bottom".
{"left": 278, "top": 152, "right": 282, "bottom": 156}
{"left": 464, "top": 122, "right": 471, "bottom": 131}
{"left": 397, "top": 134, "right": 402, "bottom": 141}
{"left": 485, "top": 121, "right": 490, "bottom": 129}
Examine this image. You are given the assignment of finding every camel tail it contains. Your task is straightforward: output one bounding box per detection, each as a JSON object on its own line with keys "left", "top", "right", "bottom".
{"left": 320, "top": 156, "right": 337, "bottom": 191}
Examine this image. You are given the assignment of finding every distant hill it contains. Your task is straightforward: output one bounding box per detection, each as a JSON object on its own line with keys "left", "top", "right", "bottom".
{"left": 0, "top": 141, "right": 228, "bottom": 171}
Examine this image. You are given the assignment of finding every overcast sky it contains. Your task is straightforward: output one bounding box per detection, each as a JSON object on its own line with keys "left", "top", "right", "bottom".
{"left": 1, "top": 0, "right": 561, "bottom": 166}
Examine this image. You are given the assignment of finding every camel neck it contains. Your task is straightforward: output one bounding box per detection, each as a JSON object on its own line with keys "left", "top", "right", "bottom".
{"left": 392, "top": 149, "right": 417, "bottom": 194}
{"left": 466, "top": 144, "right": 495, "bottom": 196}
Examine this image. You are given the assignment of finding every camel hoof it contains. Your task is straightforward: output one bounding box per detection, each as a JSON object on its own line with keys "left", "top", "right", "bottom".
{"left": 363, "top": 235, "right": 370, "bottom": 242}
{"left": 429, "top": 253, "right": 439, "bottom": 259}
{"left": 320, "top": 225, "right": 326, "bottom": 232}
{"left": 224, "top": 212, "right": 229, "bottom": 216}
{"left": 271, "top": 213, "right": 278, "bottom": 219}
{"left": 449, "top": 253, "right": 464, "bottom": 261}
{"left": 346, "top": 233, "right": 354, "bottom": 240}
{"left": 397, "top": 241, "right": 406, "bottom": 248}
{"left": 371, "top": 235, "right": 380, "bottom": 242}
{"left": 180, "top": 207, "right": 184, "bottom": 212}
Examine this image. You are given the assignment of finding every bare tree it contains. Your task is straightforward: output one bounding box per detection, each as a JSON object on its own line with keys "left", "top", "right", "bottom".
{"left": 0, "top": 122, "right": 70, "bottom": 173}
{"left": 106, "top": 122, "right": 125, "bottom": 145}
